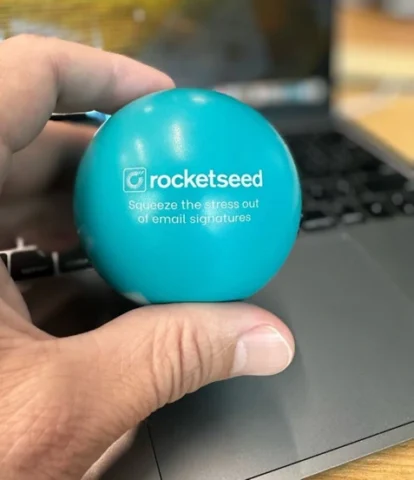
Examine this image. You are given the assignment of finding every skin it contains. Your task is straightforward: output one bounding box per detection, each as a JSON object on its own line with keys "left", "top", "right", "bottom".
{"left": 0, "top": 35, "right": 295, "bottom": 480}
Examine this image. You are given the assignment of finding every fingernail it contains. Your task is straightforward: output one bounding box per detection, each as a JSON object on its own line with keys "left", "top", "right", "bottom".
{"left": 231, "top": 325, "right": 294, "bottom": 377}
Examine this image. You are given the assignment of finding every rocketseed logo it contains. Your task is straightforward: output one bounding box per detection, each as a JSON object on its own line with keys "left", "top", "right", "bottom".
{"left": 123, "top": 168, "right": 147, "bottom": 193}
{"left": 123, "top": 168, "right": 263, "bottom": 193}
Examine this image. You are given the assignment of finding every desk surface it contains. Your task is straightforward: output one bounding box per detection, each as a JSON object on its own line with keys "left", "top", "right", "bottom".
{"left": 311, "top": 6, "right": 414, "bottom": 480}
{"left": 335, "top": 6, "right": 414, "bottom": 164}
{"left": 313, "top": 442, "right": 414, "bottom": 480}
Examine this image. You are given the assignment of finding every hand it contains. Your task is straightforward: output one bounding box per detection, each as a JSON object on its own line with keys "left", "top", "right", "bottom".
{"left": 0, "top": 35, "right": 295, "bottom": 480}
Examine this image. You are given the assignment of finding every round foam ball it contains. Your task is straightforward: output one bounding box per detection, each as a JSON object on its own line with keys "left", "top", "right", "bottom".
{"left": 74, "top": 88, "right": 301, "bottom": 304}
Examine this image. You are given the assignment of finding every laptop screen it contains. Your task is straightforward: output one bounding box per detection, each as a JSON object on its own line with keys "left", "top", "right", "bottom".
{"left": 0, "top": 0, "right": 332, "bottom": 111}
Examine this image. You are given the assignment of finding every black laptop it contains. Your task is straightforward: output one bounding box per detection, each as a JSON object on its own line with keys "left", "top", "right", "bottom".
{"left": 3, "top": 1, "right": 414, "bottom": 479}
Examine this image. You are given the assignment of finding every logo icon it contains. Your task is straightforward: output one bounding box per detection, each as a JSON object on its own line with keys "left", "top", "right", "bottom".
{"left": 123, "top": 168, "right": 147, "bottom": 193}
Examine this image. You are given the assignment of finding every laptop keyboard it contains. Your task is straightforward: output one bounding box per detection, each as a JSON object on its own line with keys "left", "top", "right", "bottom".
{"left": 283, "top": 131, "right": 414, "bottom": 232}
{"left": 0, "top": 243, "right": 91, "bottom": 281}
{"left": 1, "top": 130, "right": 412, "bottom": 282}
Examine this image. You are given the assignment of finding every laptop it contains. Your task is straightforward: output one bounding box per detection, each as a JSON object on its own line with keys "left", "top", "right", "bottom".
{"left": 2, "top": 0, "right": 414, "bottom": 478}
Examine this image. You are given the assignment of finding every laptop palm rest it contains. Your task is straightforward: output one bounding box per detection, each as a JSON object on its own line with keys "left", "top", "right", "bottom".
{"left": 120, "top": 228, "right": 414, "bottom": 480}
{"left": 348, "top": 217, "right": 414, "bottom": 303}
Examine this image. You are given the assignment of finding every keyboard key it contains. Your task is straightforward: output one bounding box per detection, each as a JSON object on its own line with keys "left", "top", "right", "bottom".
{"left": 402, "top": 204, "right": 414, "bottom": 216}
{"left": 304, "top": 153, "right": 331, "bottom": 177}
{"left": 318, "top": 132, "right": 343, "bottom": 145}
{"left": 324, "top": 146, "right": 355, "bottom": 173}
{"left": 363, "top": 200, "right": 394, "bottom": 219}
{"left": 287, "top": 131, "right": 386, "bottom": 180}
{"left": 304, "top": 181, "right": 348, "bottom": 202}
{"left": 306, "top": 183, "right": 331, "bottom": 201}
{"left": 59, "top": 246, "right": 92, "bottom": 273}
{"left": 391, "top": 192, "right": 414, "bottom": 215}
{"left": 364, "top": 174, "right": 407, "bottom": 193}
{"left": 1, "top": 254, "right": 8, "bottom": 269}
{"left": 321, "top": 135, "right": 380, "bottom": 174}
{"left": 301, "top": 210, "right": 336, "bottom": 231}
{"left": 355, "top": 151, "right": 381, "bottom": 173}
{"left": 391, "top": 192, "right": 404, "bottom": 207}
{"left": 336, "top": 179, "right": 352, "bottom": 195}
{"left": 11, "top": 250, "right": 54, "bottom": 281}
{"left": 404, "top": 179, "right": 414, "bottom": 192}
{"left": 290, "top": 141, "right": 330, "bottom": 177}
{"left": 339, "top": 205, "right": 365, "bottom": 225}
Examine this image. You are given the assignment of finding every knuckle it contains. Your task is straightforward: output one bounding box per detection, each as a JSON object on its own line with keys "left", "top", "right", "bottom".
{"left": 0, "top": 344, "right": 86, "bottom": 478}
{"left": 2, "top": 33, "right": 60, "bottom": 79}
{"left": 4, "top": 33, "right": 48, "bottom": 49}
{"left": 148, "top": 307, "right": 216, "bottom": 407}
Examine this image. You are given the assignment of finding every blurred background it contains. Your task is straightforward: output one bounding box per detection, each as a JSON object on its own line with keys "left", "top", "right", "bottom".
{"left": 0, "top": 0, "right": 413, "bottom": 162}
{"left": 336, "top": 0, "right": 414, "bottom": 165}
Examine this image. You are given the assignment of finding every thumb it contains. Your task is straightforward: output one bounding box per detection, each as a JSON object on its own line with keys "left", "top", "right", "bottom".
{"left": 55, "top": 302, "right": 294, "bottom": 476}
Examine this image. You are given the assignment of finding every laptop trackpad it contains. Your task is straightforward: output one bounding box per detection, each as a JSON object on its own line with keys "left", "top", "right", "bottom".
{"left": 348, "top": 217, "right": 414, "bottom": 302}
{"left": 145, "top": 231, "right": 414, "bottom": 480}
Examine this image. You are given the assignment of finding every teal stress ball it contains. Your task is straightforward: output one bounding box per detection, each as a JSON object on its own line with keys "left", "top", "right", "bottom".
{"left": 74, "top": 88, "right": 301, "bottom": 304}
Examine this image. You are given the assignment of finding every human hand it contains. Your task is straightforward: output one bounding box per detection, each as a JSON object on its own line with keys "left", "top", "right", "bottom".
{"left": 0, "top": 35, "right": 295, "bottom": 480}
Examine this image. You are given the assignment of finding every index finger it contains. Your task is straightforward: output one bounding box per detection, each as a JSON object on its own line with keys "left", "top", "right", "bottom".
{"left": 0, "top": 34, "right": 174, "bottom": 163}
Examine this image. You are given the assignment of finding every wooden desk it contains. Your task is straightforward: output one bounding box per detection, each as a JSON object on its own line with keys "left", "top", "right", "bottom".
{"left": 338, "top": 93, "right": 414, "bottom": 164}
{"left": 335, "top": 5, "right": 414, "bottom": 87}
{"left": 312, "top": 442, "right": 414, "bottom": 479}
{"left": 310, "top": 7, "right": 414, "bottom": 480}
{"left": 335, "top": 6, "right": 414, "bottom": 165}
